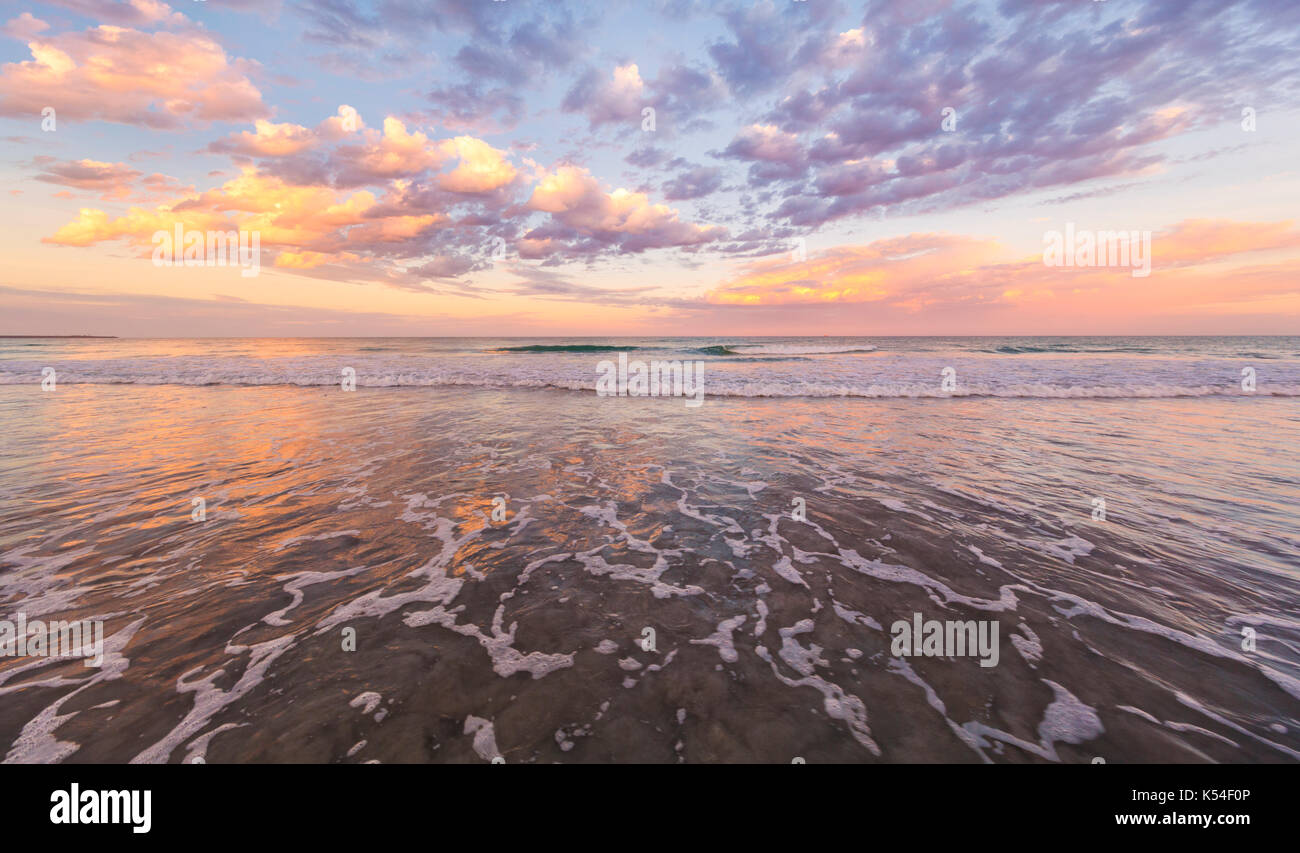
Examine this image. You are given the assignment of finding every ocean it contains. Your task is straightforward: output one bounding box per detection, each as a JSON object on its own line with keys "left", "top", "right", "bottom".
{"left": 0, "top": 335, "right": 1297, "bottom": 762}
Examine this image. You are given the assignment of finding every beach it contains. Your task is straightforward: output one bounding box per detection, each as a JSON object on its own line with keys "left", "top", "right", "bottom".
{"left": 0, "top": 336, "right": 1297, "bottom": 763}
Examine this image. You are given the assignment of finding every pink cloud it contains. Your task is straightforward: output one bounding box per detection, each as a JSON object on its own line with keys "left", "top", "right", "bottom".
{"left": 2, "top": 13, "right": 49, "bottom": 40}
{"left": 703, "top": 221, "right": 1300, "bottom": 331}
{"left": 527, "top": 164, "right": 727, "bottom": 252}
{"left": 0, "top": 24, "right": 268, "bottom": 129}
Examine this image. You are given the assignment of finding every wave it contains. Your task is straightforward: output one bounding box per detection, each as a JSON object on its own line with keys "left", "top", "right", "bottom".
{"left": 492, "top": 343, "right": 878, "bottom": 357}
{"left": 710, "top": 356, "right": 813, "bottom": 363}
{"left": 688, "top": 347, "right": 815, "bottom": 361}
{"left": 10, "top": 373, "right": 1298, "bottom": 399}
{"left": 695, "top": 383, "right": 1300, "bottom": 399}
{"left": 491, "top": 344, "right": 636, "bottom": 353}
{"left": 988, "top": 345, "right": 1153, "bottom": 355}
{"left": 699, "top": 344, "right": 879, "bottom": 356}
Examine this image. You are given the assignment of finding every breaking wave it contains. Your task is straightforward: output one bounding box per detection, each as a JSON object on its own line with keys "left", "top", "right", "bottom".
{"left": 6, "top": 370, "right": 1296, "bottom": 399}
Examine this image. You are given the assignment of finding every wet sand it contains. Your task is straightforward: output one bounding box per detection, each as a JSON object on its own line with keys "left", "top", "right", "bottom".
{"left": 1, "top": 384, "right": 1298, "bottom": 762}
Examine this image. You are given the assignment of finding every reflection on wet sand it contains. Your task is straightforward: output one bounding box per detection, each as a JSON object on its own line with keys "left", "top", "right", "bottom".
{"left": 1, "top": 383, "right": 1298, "bottom": 763}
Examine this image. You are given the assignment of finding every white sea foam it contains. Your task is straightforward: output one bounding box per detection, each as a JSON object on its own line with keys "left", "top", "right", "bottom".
{"left": 4, "top": 335, "right": 1296, "bottom": 764}
{"left": 350, "top": 692, "right": 382, "bottom": 715}
{"left": 7, "top": 349, "right": 1298, "bottom": 400}
{"left": 463, "top": 715, "right": 500, "bottom": 762}
{"left": 690, "top": 616, "right": 746, "bottom": 663}
{"left": 728, "top": 344, "right": 879, "bottom": 355}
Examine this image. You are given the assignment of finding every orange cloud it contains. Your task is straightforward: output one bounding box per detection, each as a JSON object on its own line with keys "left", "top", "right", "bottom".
{"left": 44, "top": 204, "right": 229, "bottom": 248}
{"left": 43, "top": 164, "right": 454, "bottom": 271}
{"left": 275, "top": 250, "right": 362, "bottom": 269}
{"left": 709, "top": 235, "right": 1005, "bottom": 306}
{"left": 706, "top": 221, "right": 1300, "bottom": 323}
{"left": 32, "top": 96, "right": 725, "bottom": 284}
{"left": 436, "top": 136, "right": 518, "bottom": 194}
{"left": 1150, "top": 219, "right": 1300, "bottom": 266}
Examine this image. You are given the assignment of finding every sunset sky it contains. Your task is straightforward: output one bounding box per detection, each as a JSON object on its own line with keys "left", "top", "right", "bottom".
{"left": 2, "top": 0, "right": 1298, "bottom": 337}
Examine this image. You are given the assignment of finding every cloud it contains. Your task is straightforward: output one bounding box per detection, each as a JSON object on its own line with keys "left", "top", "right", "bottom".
{"left": 424, "top": 83, "right": 524, "bottom": 132}
{"left": 274, "top": 249, "right": 361, "bottom": 269}
{"left": 0, "top": 283, "right": 510, "bottom": 337}
{"left": 707, "top": 0, "right": 840, "bottom": 98}
{"left": 39, "top": 87, "right": 730, "bottom": 285}
{"left": 499, "top": 265, "right": 659, "bottom": 305}
{"left": 663, "top": 165, "right": 724, "bottom": 201}
{"left": 564, "top": 60, "right": 728, "bottom": 132}
{"left": 2, "top": 13, "right": 49, "bottom": 40}
{"left": 711, "top": 0, "right": 1300, "bottom": 227}
{"left": 0, "top": 23, "right": 268, "bottom": 128}
{"left": 436, "top": 136, "right": 518, "bottom": 194}
{"left": 333, "top": 117, "right": 450, "bottom": 185}
{"left": 209, "top": 119, "right": 319, "bottom": 158}
{"left": 29, "top": 159, "right": 193, "bottom": 204}
{"left": 626, "top": 146, "right": 669, "bottom": 169}
{"left": 32, "top": 158, "right": 143, "bottom": 200}
{"left": 295, "top": 0, "right": 587, "bottom": 131}
{"left": 708, "top": 233, "right": 1005, "bottom": 307}
{"left": 1148, "top": 219, "right": 1300, "bottom": 267}
{"left": 719, "top": 124, "right": 807, "bottom": 181}
{"left": 408, "top": 253, "right": 483, "bottom": 279}
{"left": 45, "top": 166, "right": 383, "bottom": 253}
{"left": 40, "top": 0, "right": 183, "bottom": 27}
{"left": 526, "top": 164, "right": 727, "bottom": 253}
{"left": 562, "top": 63, "right": 646, "bottom": 129}
{"left": 722, "top": 124, "right": 803, "bottom": 163}
{"left": 705, "top": 221, "right": 1300, "bottom": 321}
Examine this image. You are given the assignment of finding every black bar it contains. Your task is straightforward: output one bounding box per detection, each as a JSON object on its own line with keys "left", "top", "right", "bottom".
{"left": 4, "top": 764, "right": 1281, "bottom": 840}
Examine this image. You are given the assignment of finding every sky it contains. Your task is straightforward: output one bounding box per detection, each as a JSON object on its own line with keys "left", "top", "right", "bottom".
{"left": 1, "top": 0, "right": 1298, "bottom": 337}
